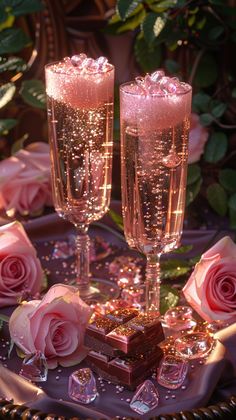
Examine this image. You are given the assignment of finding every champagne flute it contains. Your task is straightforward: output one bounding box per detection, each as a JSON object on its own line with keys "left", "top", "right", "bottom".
{"left": 45, "top": 54, "right": 115, "bottom": 301}
{"left": 120, "top": 71, "right": 192, "bottom": 313}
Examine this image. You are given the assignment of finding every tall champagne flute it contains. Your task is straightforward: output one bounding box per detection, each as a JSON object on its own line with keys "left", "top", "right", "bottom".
{"left": 120, "top": 71, "right": 192, "bottom": 313}
{"left": 45, "top": 55, "right": 114, "bottom": 301}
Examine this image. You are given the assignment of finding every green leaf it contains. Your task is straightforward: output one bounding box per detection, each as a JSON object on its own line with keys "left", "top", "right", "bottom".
{"left": 206, "top": 183, "right": 228, "bottom": 216}
{"left": 219, "top": 169, "right": 236, "bottom": 193}
{"left": 204, "top": 132, "right": 227, "bottom": 163}
{"left": 208, "top": 25, "right": 224, "bottom": 40}
{"left": 194, "top": 54, "right": 218, "bottom": 88}
{"left": 211, "top": 102, "right": 227, "bottom": 118}
{"left": 11, "top": 133, "right": 28, "bottom": 155}
{"left": 188, "top": 14, "right": 196, "bottom": 27}
{"left": 160, "top": 284, "right": 179, "bottom": 315}
{"left": 148, "top": 0, "right": 176, "bottom": 12}
{"left": 229, "top": 193, "right": 236, "bottom": 229}
{"left": 0, "top": 27, "right": 30, "bottom": 54}
{"left": 232, "top": 88, "right": 236, "bottom": 98}
{"left": 5, "top": 0, "right": 43, "bottom": 16}
{"left": 165, "top": 59, "right": 179, "bottom": 74}
{"left": 0, "top": 82, "right": 16, "bottom": 108}
{"left": 134, "top": 36, "right": 162, "bottom": 72}
{"left": 199, "top": 113, "right": 214, "bottom": 126}
{"left": 19, "top": 79, "right": 46, "bottom": 109}
{"left": 0, "top": 56, "right": 27, "bottom": 73}
{"left": 172, "top": 244, "right": 193, "bottom": 254}
{"left": 116, "top": 7, "right": 146, "bottom": 33}
{"left": 0, "top": 6, "right": 8, "bottom": 24}
{"left": 143, "top": 13, "right": 166, "bottom": 44}
{"left": 186, "top": 177, "right": 202, "bottom": 205}
{"left": 192, "top": 92, "right": 210, "bottom": 113}
{"left": 161, "top": 259, "right": 191, "bottom": 279}
{"left": 0, "top": 118, "right": 17, "bottom": 135}
{"left": 187, "top": 164, "right": 201, "bottom": 186}
{"left": 108, "top": 209, "right": 124, "bottom": 231}
{"left": 0, "top": 313, "right": 9, "bottom": 323}
{"left": 117, "top": 0, "right": 143, "bottom": 20}
{"left": 196, "top": 16, "right": 206, "bottom": 30}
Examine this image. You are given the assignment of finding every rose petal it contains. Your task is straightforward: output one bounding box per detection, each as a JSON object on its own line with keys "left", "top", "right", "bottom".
{"left": 203, "top": 236, "right": 236, "bottom": 260}
{"left": 58, "top": 345, "right": 88, "bottom": 367}
{"left": 9, "top": 301, "right": 40, "bottom": 354}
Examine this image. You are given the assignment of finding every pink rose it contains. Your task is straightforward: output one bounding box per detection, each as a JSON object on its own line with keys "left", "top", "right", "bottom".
{"left": 0, "top": 142, "right": 53, "bottom": 216}
{"left": 188, "top": 113, "right": 208, "bottom": 164}
{"left": 183, "top": 236, "right": 236, "bottom": 322}
{"left": 9, "top": 284, "right": 92, "bottom": 368}
{"left": 0, "top": 221, "right": 43, "bottom": 307}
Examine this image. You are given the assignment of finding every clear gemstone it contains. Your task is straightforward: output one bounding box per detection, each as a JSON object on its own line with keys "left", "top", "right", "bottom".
{"left": 130, "top": 380, "right": 159, "bottom": 414}
{"left": 157, "top": 355, "right": 188, "bottom": 389}
{"left": 52, "top": 240, "right": 74, "bottom": 259}
{"left": 68, "top": 368, "right": 98, "bottom": 404}
{"left": 150, "top": 70, "right": 165, "bottom": 82}
{"left": 20, "top": 352, "right": 48, "bottom": 382}
{"left": 121, "top": 286, "right": 144, "bottom": 308}
{"left": 164, "top": 306, "right": 196, "bottom": 331}
{"left": 206, "top": 320, "right": 229, "bottom": 334}
{"left": 175, "top": 332, "right": 215, "bottom": 359}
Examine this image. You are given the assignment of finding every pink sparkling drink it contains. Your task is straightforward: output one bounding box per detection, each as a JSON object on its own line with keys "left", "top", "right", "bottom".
{"left": 120, "top": 72, "right": 192, "bottom": 312}
{"left": 45, "top": 57, "right": 114, "bottom": 225}
{"left": 45, "top": 55, "right": 114, "bottom": 298}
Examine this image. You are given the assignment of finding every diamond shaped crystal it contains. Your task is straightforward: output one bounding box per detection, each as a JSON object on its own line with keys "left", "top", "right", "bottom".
{"left": 20, "top": 352, "right": 48, "bottom": 382}
{"left": 175, "top": 332, "right": 215, "bottom": 359}
{"left": 164, "top": 306, "right": 196, "bottom": 331}
{"left": 68, "top": 368, "right": 98, "bottom": 404}
{"left": 157, "top": 355, "right": 188, "bottom": 389}
{"left": 52, "top": 240, "right": 74, "bottom": 259}
{"left": 130, "top": 379, "right": 159, "bottom": 414}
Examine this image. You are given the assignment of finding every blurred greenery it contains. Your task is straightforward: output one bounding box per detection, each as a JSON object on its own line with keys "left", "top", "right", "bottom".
{"left": 0, "top": 0, "right": 45, "bottom": 154}
{"left": 109, "top": 0, "right": 236, "bottom": 228}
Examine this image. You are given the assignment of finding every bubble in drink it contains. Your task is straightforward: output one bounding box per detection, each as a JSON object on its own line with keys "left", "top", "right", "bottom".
{"left": 120, "top": 70, "right": 192, "bottom": 254}
{"left": 45, "top": 56, "right": 114, "bottom": 226}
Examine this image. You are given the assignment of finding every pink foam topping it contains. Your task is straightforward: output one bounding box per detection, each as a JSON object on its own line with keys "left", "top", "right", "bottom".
{"left": 45, "top": 54, "right": 114, "bottom": 108}
{"left": 120, "top": 70, "right": 192, "bottom": 129}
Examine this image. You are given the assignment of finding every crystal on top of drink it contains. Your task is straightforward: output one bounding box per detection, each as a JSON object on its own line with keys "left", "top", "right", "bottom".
{"left": 50, "top": 54, "right": 112, "bottom": 75}
{"left": 126, "top": 70, "right": 190, "bottom": 96}
{"left": 45, "top": 54, "right": 114, "bottom": 109}
{"left": 120, "top": 69, "right": 191, "bottom": 130}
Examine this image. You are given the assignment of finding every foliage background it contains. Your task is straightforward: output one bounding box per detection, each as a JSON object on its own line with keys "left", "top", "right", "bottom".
{"left": 0, "top": 0, "right": 45, "bottom": 157}
{"left": 108, "top": 0, "right": 236, "bottom": 229}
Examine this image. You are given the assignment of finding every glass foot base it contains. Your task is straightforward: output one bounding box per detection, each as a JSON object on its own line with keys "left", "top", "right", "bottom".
{"left": 72, "top": 278, "right": 120, "bottom": 304}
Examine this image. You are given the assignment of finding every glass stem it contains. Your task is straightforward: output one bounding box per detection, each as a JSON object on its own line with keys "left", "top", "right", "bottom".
{"left": 74, "top": 226, "right": 90, "bottom": 290}
{"left": 145, "top": 253, "right": 161, "bottom": 314}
